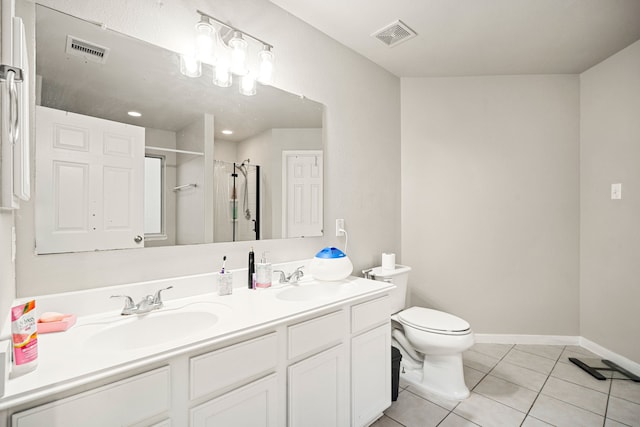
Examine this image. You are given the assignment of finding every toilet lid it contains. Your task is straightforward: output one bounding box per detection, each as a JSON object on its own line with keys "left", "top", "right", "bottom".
{"left": 397, "top": 307, "right": 470, "bottom": 334}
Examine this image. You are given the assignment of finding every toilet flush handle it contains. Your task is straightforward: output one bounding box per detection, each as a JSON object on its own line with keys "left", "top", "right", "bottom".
{"left": 383, "top": 277, "right": 394, "bottom": 283}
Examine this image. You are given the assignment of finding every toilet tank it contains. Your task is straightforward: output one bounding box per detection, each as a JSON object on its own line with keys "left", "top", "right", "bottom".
{"left": 365, "top": 265, "right": 412, "bottom": 313}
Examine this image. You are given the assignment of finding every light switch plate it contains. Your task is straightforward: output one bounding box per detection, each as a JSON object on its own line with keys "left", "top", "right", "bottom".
{"left": 611, "top": 183, "right": 622, "bottom": 200}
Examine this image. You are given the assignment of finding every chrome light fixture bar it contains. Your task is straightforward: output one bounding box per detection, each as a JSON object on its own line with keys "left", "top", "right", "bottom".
{"left": 180, "top": 10, "right": 275, "bottom": 95}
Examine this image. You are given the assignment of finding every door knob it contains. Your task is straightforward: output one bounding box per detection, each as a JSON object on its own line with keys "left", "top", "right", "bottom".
{"left": 134, "top": 235, "right": 143, "bottom": 243}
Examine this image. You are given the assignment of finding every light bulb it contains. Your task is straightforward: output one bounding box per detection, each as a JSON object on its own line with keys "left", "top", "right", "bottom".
{"left": 240, "top": 73, "right": 257, "bottom": 96}
{"left": 258, "top": 45, "right": 274, "bottom": 85}
{"left": 180, "top": 52, "right": 201, "bottom": 78}
{"left": 214, "top": 59, "right": 232, "bottom": 88}
{"left": 195, "top": 18, "right": 216, "bottom": 64}
{"left": 228, "top": 31, "right": 248, "bottom": 75}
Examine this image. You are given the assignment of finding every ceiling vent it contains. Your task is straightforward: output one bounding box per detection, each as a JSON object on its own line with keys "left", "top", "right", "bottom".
{"left": 65, "top": 36, "right": 110, "bottom": 64}
{"left": 372, "top": 20, "right": 417, "bottom": 47}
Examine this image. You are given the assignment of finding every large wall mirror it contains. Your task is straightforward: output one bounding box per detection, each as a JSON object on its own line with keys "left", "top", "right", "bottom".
{"left": 33, "top": 5, "right": 324, "bottom": 254}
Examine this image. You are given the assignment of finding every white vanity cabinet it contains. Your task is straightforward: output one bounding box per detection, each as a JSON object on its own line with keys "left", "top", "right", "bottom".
{"left": 351, "top": 296, "right": 392, "bottom": 427}
{"left": 3, "top": 287, "right": 393, "bottom": 427}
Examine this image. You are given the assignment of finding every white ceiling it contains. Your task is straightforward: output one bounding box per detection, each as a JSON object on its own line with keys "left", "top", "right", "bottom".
{"left": 270, "top": 0, "right": 640, "bottom": 77}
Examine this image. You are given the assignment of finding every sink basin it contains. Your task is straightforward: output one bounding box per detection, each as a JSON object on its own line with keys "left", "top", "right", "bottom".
{"left": 276, "top": 282, "right": 346, "bottom": 302}
{"left": 83, "top": 309, "right": 218, "bottom": 352}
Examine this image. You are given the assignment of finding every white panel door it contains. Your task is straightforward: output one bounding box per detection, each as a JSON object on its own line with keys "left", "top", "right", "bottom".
{"left": 35, "top": 106, "right": 145, "bottom": 253}
{"left": 288, "top": 344, "right": 347, "bottom": 427}
{"left": 282, "top": 150, "right": 323, "bottom": 238}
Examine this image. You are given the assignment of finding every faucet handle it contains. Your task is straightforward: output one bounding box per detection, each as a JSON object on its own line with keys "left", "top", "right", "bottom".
{"left": 111, "top": 295, "right": 136, "bottom": 315}
{"left": 152, "top": 285, "right": 173, "bottom": 306}
{"left": 273, "top": 270, "right": 287, "bottom": 283}
{"left": 288, "top": 266, "right": 305, "bottom": 283}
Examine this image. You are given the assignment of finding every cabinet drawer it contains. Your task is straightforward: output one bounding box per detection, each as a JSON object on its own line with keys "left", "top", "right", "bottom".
{"left": 190, "top": 332, "right": 278, "bottom": 400}
{"left": 351, "top": 295, "right": 390, "bottom": 334}
{"left": 288, "top": 311, "right": 345, "bottom": 359}
{"left": 12, "top": 367, "right": 170, "bottom": 427}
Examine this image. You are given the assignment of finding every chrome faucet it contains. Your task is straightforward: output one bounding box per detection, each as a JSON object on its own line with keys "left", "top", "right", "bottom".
{"left": 274, "top": 266, "right": 305, "bottom": 285}
{"left": 111, "top": 286, "right": 173, "bottom": 315}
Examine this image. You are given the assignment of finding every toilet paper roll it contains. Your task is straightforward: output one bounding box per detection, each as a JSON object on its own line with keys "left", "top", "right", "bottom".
{"left": 381, "top": 253, "right": 395, "bottom": 270}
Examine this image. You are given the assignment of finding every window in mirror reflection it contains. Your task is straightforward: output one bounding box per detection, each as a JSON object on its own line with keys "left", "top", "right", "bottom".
{"left": 144, "top": 155, "right": 165, "bottom": 238}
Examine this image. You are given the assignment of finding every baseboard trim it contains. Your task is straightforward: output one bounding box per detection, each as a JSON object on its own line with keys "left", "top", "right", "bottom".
{"left": 474, "top": 334, "right": 639, "bottom": 375}
{"left": 474, "top": 334, "right": 580, "bottom": 345}
{"left": 579, "top": 337, "right": 640, "bottom": 378}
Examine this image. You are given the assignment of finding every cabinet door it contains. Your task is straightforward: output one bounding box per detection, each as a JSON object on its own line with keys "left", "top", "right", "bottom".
{"left": 190, "top": 374, "right": 279, "bottom": 427}
{"left": 352, "top": 324, "right": 391, "bottom": 427}
{"left": 288, "top": 344, "right": 347, "bottom": 427}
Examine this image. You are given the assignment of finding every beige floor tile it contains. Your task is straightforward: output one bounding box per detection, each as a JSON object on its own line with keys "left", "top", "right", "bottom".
{"left": 541, "top": 376, "right": 608, "bottom": 415}
{"left": 453, "top": 392, "right": 526, "bottom": 427}
{"left": 521, "top": 416, "right": 554, "bottom": 426}
{"left": 370, "top": 415, "right": 404, "bottom": 427}
{"left": 465, "top": 365, "right": 486, "bottom": 390}
{"left": 605, "top": 418, "right": 633, "bottom": 427}
{"left": 474, "top": 374, "right": 538, "bottom": 413}
{"left": 438, "top": 413, "right": 480, "bottom": 427}
{"left": 404, "top": 385, "right": 459, "bottom": 411}
{"left": 471, "top": 343, "right": 513, "bottom": 359}
{"left": 559, "top": 347, "right": 600, "bottom": 365}
{"left": 502, "top": 348, "right": 556, "bottom": 375}
{"left": 463, "top": 349, "right": 500, "bottom": 373}
{"left": 529, "top": 394, "right": 604, "bottom": 427}
{"left": 515, "top": 344, "right": 564, "bottom": 361}
{"left": 549, "top": 360, "right": 611, "bottom": 393}
{"left": 611, "top": 379, "right": 640, "bottom": 405}
{"left": 384, "top": 389, "right": 449, "bottom": 427}
{"left": 491, "top": 360, "right": 549, "bottom": 392}
{"left": 564, "top": 345, "right": 598, "bottom": 356}
{"left": 607, "top": 396, "right": 640, "bottom": 427}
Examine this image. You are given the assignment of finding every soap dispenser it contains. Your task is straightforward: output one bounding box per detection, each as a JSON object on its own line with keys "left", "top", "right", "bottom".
{"left": 255, "top": 252, "right": 272, "bottom": 288}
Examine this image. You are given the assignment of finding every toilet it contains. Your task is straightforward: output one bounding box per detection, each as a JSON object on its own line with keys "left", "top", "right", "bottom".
{"left": 366, "top": 265, "right": 474, "bottom": 400}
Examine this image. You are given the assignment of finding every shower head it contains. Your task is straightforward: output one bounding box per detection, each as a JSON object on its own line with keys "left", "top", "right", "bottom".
{"left": 240, "top": 158, "right": 250, "bottom": 166}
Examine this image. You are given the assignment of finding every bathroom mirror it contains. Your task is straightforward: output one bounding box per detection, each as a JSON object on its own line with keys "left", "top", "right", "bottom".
{"left": 33, "top": 5, "right": 324, "bottom": 254}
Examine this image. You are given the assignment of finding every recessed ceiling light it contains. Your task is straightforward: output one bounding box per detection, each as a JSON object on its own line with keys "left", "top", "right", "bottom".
{"left": 222, "top": 129, "right": 233, "bottom": 135}
{"left": 127, "top": 111, "right": 142, "bottom": 117}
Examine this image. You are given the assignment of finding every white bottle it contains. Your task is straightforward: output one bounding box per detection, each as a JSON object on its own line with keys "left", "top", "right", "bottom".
{"left": 255, "top": 252, "right": 272, "bottom": 288}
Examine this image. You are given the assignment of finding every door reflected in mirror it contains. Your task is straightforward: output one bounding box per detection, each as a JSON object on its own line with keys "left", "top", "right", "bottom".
{"left": 33, "top": 5, "right": 324, "bottom": 254}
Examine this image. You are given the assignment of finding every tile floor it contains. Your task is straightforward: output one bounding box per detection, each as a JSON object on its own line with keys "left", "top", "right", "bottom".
{"left": 372, "top": 344, "right": 640, "bottom": 427}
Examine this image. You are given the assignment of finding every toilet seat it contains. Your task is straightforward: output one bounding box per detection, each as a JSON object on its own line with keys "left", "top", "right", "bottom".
{"left": 397, "top": 307, "right": 471, "bottom": 335}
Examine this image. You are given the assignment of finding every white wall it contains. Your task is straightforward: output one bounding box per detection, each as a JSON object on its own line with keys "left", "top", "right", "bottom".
{"left": 401, "top": 75, "right": 580, "bottom": 335}
{"left": 14, "top": 0, "right": 401, "bottom": 296}
{"left": 580, "top": 40, "right": 640, "bottom": 363}
{"left": 213, "top": 139, "right": 237, "bottom": 164}
{"left": 0, "top": 213, "right": 15, "bottom": 330}
{"left": 175, "top": 116, "right": 209, "bottom": 245}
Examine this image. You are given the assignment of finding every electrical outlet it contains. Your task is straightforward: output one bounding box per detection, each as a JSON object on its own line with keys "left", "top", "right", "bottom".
{"left": 336, "top": 219, "right": 345, "bottom": 236}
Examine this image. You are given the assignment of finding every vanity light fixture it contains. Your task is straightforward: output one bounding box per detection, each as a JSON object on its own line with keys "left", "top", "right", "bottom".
{"left": 181, "top": 10, "right": 275, "bottom": 96}
{"left": 194, "top": 15, "right": 216, "bottom": 64}
{"left": 127, "top": 111, "right": 142, "bottom": 117}
{"left": 258, "top": 45, "right": 274, "bottom": 85}
{"left": 240, "top": 73, "right": 257, "bottom": 96}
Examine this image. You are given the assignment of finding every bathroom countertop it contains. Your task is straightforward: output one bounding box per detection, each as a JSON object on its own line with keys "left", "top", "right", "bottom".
{"left": 0, "top": 273, "right": 394, "bottom": 411}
